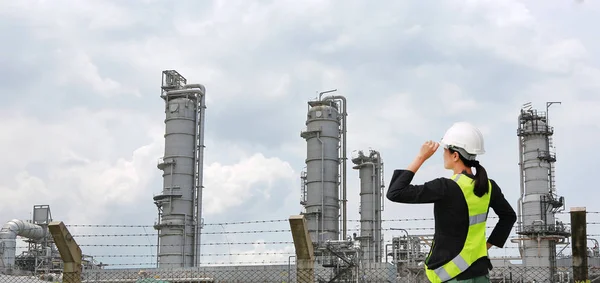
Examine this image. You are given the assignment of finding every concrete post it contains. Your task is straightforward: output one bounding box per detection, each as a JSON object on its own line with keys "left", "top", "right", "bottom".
{"left": 48, "top": 221, "right": 82, "bottom": 283}
{"left": 570, "top": 207, "right": 589, "bottom": 283}
{"left": 289, "top": 215, "right": 315, "bottom": 283}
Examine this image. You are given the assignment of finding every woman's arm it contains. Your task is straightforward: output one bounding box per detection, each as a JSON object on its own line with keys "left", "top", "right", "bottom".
{"left": 386, "top": 169, "right": 446, "bottom": 204}
{"left": 386, "top": 140, "right": 446, "bottom": 204}
{"left": 486, "top": 179, "right": 518, "bottom": 248}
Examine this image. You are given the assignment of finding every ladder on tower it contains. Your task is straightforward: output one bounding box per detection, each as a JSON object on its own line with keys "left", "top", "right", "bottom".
{"left": 549, "top": 164, "right": 556, "bottom": 193}
{"left": 548, "top": 136, "right": 556, "bottom": 193}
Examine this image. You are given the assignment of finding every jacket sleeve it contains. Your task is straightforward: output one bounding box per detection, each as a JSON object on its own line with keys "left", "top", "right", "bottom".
{"left": 487, "top": 179, "right": 517, "bottom": 248}
{"left": 386, "top": 169, "right": 447, "bottom": 204}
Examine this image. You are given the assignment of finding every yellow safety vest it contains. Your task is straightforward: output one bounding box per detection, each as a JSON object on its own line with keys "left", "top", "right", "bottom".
{"left": 425, "top": 173, "right": 492, "bottom": 283}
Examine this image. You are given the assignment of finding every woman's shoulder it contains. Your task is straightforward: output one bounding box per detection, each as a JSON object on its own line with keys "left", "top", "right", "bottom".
{"left": 424, "top": 177, "right": 459, "bottom": 190}
{"left": 427, "top": 176, "right": 454, "bottom": 183}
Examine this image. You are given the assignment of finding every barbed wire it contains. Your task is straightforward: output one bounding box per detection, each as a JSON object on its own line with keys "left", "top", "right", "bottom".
{"left": 59, "top": 212, "right": 600, "bottom": 228}
{"left": 75, "top": 241, "right": 294, "bottom": 247}
{"left": 75, "top": 252, "right": 297, "bottom": 258}
{"left": 97, "top": 260, "right": 293, "bottom": 266}
{"left": 68, "top": 228, "right": 600, "bottom": 237}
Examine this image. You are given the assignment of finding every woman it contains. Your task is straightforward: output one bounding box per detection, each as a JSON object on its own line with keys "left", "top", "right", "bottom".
{"left": 386, "top": 122, "right": 516, "bottom": 283}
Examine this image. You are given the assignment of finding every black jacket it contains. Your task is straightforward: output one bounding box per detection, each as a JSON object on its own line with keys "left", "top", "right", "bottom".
{"left": 386, "top": 169, "right": 517, "bottom": 280}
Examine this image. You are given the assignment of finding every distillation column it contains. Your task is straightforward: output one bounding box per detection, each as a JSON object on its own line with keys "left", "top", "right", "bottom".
{"left": 351, "top": 149, "right": 384, "bottom": 264}
{"left": 516, "top": 103, "right": 568, "bottom": 282}
{"left": 300, "top": 92, "right": 347, "bottom": 247}
{"left": 154, "top": 70, "right": 206, "bottom": 268}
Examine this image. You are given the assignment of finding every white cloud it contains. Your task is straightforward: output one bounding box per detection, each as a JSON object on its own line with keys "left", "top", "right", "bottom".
{"left": 0, "top": 108, "right": 162, "bottom": 225}
{"left": 203, "top": 153, "right": 296, "bottom": 215}
{"left": 54, "top": 48, "right": 139, "bottom": 97}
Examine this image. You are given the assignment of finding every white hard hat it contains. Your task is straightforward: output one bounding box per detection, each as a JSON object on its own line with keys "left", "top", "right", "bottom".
{"left": 440, "top": 122, "right": 485, "bottom": 158}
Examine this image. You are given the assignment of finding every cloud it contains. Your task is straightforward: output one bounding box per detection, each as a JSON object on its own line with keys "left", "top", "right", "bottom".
{"left": 0, "top": 108, "right": 161, "bottom": 226}
{"left": 203, "top": 153, "right": 296, "bottom": 215}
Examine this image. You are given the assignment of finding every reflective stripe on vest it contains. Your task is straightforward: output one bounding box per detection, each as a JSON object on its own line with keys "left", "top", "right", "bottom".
{"left": 425, "top": 173, "right": 492, "bottom": 283}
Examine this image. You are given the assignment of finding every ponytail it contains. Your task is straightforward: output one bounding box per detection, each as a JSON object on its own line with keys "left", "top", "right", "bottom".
{"left": 449, "top": 147, "right": 489, "bottom": 197}
{"left": 465, "top": 159, "right": 489, "bottom": 197}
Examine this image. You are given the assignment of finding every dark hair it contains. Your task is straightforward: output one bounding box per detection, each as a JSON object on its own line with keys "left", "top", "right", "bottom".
{"left": 448, "top": 147, "right": 489, "bottom": 197}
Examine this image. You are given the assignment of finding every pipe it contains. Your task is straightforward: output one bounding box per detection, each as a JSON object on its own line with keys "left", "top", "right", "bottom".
{"left": 194, "top": 96, "right": 199, "bottom": 266}
{"left": 165, "top": 86, "right": 206, "bottom": 97}
{"left": 376, "top": 152, "right": 384, "bottom": 261}
{"left": 156, "top": 231, "right": 160, "bottom": 267}
{"left": 322, "top": 95, "right": 347, "bottom": 240}
{"left": 195, "top": 89, "right": 206, "bottom": 266}
{"left": 170, "top": 162, "right": 174, "bottom": 214}
{"left": 589, "top": 238, "right": 599, "bottom": 249}
{"left": 385, "top": 244, "right": 392, "bottom": 263}
{"left": 317, "top": 132, "right": 324, "bottom": 244}
{"left": 288, "top": 255, "right": 295, "bottom": 283}
{"left": 517, "top": 112, "right": 525, "bottom": 257}
{"left": 0, "top": 219, "right": 46, "bottom": 270}
{"left": 182, "top": 219, "right": 186, "bottom": 267}
{"left": 371, "top": 162, "right": 376, "bottom": 264}
{"left": 379, "top": 153, "right": 385, "bottom": 213}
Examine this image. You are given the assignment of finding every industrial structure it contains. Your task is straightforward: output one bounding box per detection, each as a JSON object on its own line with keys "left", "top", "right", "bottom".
{"left": 300, "top": 90, "right": 348, "bottom": 246}
{"left": 514, "top": 102, "right": 571, "bottom": 282}
{"left": 0, "top": 206, "right": 54, "bottom": 275}
{"left": 351, "top": 149, "right": 385, "bottom": 264}
{"left": 152, "top": 70, "right": 207, "bottom": 268}
{"left": 3, "top": 70, "right": 600, "bottom": 283}
{"left": 0, "top": 205, "right": 102, "bottom": 276}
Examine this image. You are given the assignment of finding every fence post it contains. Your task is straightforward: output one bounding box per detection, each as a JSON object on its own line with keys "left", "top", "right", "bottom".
{"left": 289, "top": 215, "right": 315, "bottom": 283}
{"left": 570, "top": 207, "right": 589, "bottom": 283}
{"left": 48, "top": 221, "right": 82, "bottom": 283}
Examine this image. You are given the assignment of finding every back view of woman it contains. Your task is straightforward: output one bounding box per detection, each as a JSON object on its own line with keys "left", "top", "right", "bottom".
{"left": 386, "top": 122, "right": 517, "bottom": 283}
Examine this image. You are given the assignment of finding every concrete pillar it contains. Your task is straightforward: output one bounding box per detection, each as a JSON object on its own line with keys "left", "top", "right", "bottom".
{"left": 289, "top": 215, "right": 315, "bottom": 283}
{"left": 570, "top": 207, "right": 588, "bottom": 283}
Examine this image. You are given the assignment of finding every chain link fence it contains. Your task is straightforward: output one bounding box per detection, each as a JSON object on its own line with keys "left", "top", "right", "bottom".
{"left": 1, "top": 265, "right": 599, "bottom": 282}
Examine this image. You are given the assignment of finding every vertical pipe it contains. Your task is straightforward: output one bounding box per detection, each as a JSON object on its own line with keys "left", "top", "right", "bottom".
{"left": 341, "top": 100, "right": 347, "bottom": 241}
{"left": 517, "top": 113, "right": 524, "bottom": 257}
{"left": 195, "top": 91, "right": 206, "bottom": 266}
{"left": 182, "top": 215, "right": 186, "bottom": 267}
{"left": 570, "top": 207, "right": 588, "bottom": 282}
{"left": 156, "top": 233, "right": 160, "bottom": 267}
{"left": 191, "top": 93, "right": 199, "bottom": 268}
{"left": 317, "top": 132, "right": 324, "bottom": 244}
{"left": 322, "top": 95, "right": 347, "bottom": 240}
{"left": 377, "top": 153, "right": 384, "bottom": 262}
{"left": 371, "top": 163, "right": 376, "bottom": 264}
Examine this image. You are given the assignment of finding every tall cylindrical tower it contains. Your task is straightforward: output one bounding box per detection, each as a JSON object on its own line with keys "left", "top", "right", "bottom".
{"left": 300, "top": 93, "right": 347, "bottom": 245}
{"left": 516, "top": 102, "right": 568, "bottom": 281}
{"left": 351, "top": 149, "right": 384, "bottom": 264}
{"left": 153, "top": 70, "right": 206, "bottom": 268}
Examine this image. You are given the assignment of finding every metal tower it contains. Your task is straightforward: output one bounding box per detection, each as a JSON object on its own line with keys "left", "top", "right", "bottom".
{"left": 153, "top": 70, "right": 206, "bottom": 268}
{"left": 300, "top": 90, "right": 348, "bottom": 246}
{"left": 515, "top": 102, "right": 570, "bottom": 282}
{"left": 351, "top": 149, "right": 384, "bottom": 264}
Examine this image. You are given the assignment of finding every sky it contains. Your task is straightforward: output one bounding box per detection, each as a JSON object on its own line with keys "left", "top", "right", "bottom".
{"left": 1, "top": 0, "right": 599, "bottom": 269}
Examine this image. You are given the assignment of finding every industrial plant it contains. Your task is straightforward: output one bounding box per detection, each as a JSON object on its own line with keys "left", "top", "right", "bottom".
{"left": 0, "top": 70, "right": 598, "bottom": 282}
{"left": 152, "top": 70, "right": 206, "bottom": 269}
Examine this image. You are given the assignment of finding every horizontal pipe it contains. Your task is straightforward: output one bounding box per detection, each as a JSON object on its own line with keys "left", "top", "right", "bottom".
{"left": 0, "top": 219, "right": 46, "bottom": 269}
{"left": 165, "top": 87, "right": 206, "bottom": 96}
